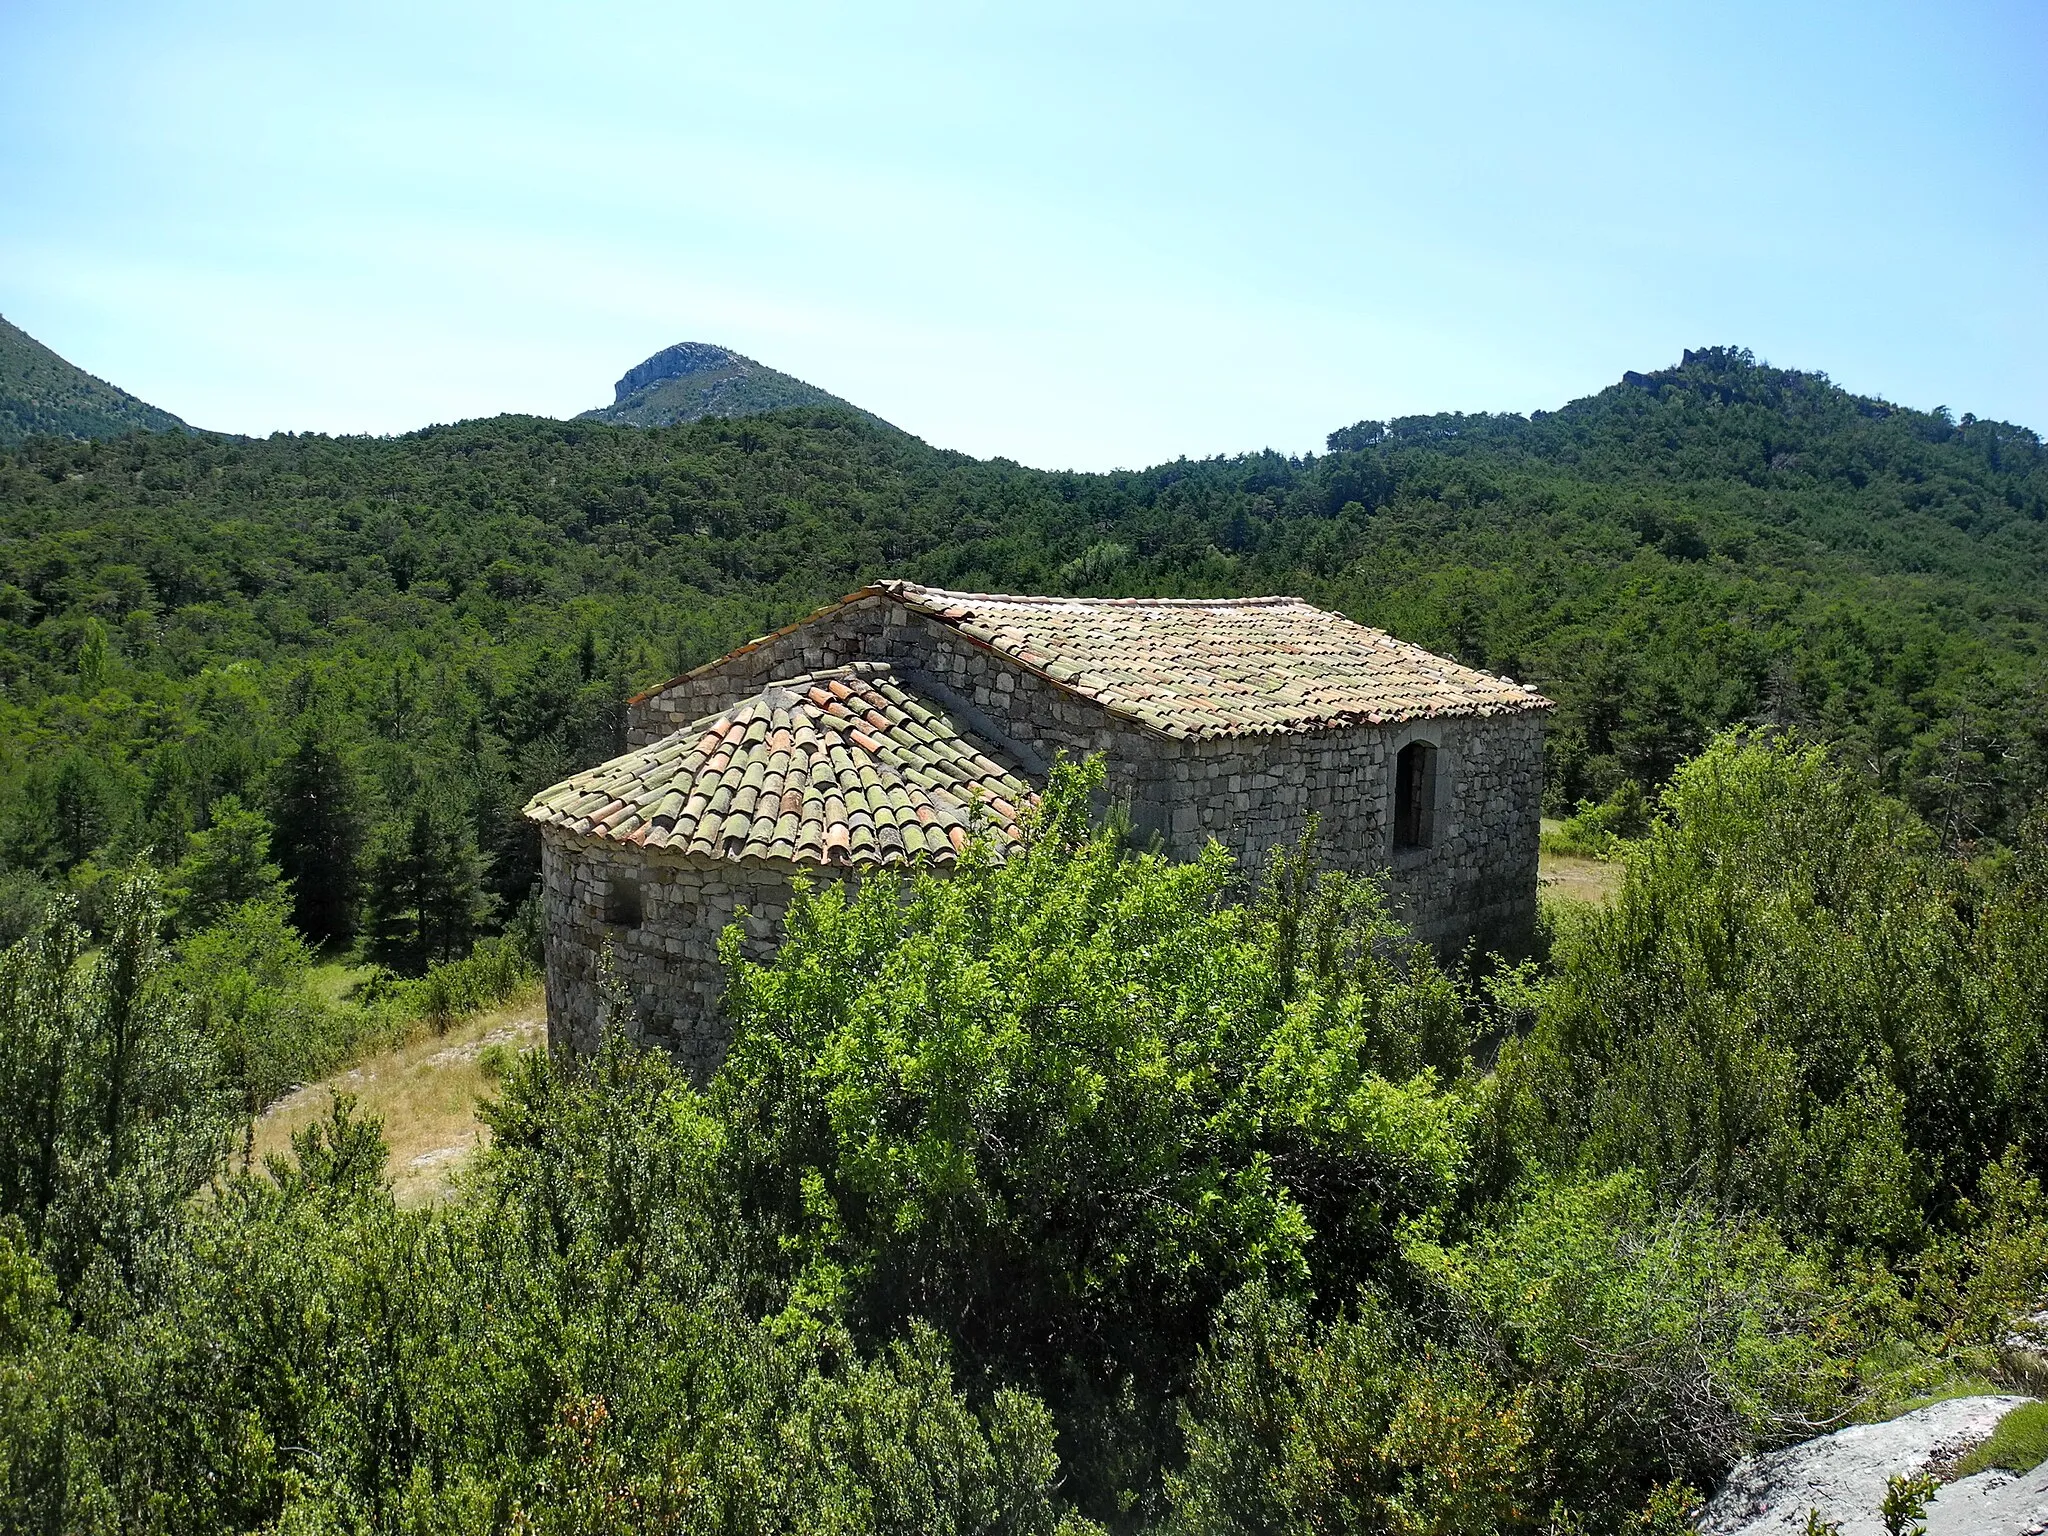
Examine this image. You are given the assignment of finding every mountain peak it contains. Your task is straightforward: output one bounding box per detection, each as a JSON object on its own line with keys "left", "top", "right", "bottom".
{"left": 612, "top": 342, "right": 749, "bottom": 402}
{"left": 580, "top": 342, "right": 884, "bottom": 429}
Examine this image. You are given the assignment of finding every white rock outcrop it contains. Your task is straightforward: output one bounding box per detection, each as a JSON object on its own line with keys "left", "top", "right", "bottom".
{"left": 1701, "top": 1395, "right": 2041, "bottom": 1536}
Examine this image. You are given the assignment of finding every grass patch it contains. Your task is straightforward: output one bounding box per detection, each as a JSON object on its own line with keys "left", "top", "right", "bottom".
{"left": 305, "top": 956, "right": 378, "bottom": 1005}
{"left": 250, "top": 984, "right": 546, "bottom": 1207}
{"left": 1539, "top": 783, "right": 1650, "bottom": 861}
{"left": 1852, "top": 1373, "right": 2004, "bottom": 1424}
{"left": 193, "top": 915, "right": 542, "bottom": 1115}
{"left": 1537, "top": 828, "right": 1625, "bottom": 905}
{"left": 1848, "top": 1339, "right": 2007, "bottom": 1423}
{"left": 1953, "top": 1401, "right": 2048, "bottom": 1477}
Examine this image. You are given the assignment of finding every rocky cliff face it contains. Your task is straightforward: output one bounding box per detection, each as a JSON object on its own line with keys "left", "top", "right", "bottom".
{"left": 611, "top": 342, "right": 748, "bottom": 401}
{"left": 579, "top": 342, "right": 885, "bottom": 430}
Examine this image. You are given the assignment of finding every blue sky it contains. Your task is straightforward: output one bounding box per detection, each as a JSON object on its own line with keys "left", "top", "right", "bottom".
{"left": 2, "top": 1, "right": 2042, "bottom": 468}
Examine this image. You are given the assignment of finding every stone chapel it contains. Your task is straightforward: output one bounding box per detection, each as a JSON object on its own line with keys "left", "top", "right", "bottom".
{"left": 525, "top": 581, "right": 1552, "bottom": 1072}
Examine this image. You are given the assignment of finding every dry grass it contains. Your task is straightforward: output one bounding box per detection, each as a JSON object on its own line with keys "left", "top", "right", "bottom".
{"left": 1537, "top": 821, "right": 1625, "bottom": 905}
{"left": 1539, "top": 848, "right": 1626, "bottom": 905}
{"left": 1537, "top": 818, "right": 1625, "bottom": 905}
{"left": 248, "top": 984, "right": 546, "bottom": 1207}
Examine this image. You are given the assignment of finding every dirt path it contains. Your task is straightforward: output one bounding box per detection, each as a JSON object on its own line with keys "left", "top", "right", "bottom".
{"left": 249, "top": 987, "right": 547, "bottom": 1207}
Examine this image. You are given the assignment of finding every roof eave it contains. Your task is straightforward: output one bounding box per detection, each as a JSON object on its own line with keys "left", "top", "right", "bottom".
{"left": 528, "top": 817, "right": 1024, "bottom": 875}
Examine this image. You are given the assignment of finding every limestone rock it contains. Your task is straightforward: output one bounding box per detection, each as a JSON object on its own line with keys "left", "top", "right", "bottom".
{"left": 1701, "top": 1396, "right": 2039, "bottom": 1536}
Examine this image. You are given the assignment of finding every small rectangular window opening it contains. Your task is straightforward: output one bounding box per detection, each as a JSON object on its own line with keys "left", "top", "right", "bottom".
{"left": 1394, "top": 741, "right": 1437, "bottom": 850}
{"left": 604, "top": 874, "right": 643, "bottom": 928}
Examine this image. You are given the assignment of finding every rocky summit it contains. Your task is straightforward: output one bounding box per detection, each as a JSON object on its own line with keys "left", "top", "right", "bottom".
{"left": 577, "top": 341, "right": 882, "bottom": 429}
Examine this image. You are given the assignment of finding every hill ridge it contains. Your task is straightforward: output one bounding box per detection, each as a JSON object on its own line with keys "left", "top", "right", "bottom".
{"left": 0, "top": 315, "right": 190, "bottom": 447}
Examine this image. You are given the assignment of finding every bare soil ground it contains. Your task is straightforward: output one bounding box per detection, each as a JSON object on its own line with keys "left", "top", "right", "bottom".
{"left": 249, "top": 985, "right": 546, "bottom": 1207}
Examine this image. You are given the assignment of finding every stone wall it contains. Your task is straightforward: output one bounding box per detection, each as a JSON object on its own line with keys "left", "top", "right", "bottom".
{"left": 539, "top": 829, "right": 812, "bottom": 1077}
{"left": 1151, "top": 712, "right": 1545, "bottom": 950}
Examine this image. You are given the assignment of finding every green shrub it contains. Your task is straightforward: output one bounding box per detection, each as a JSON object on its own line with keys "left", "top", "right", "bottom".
{"left": 400, "top": 930, "right": 533, "bottom": 1030}
{"left": 714, "top": 759, "right": 1475, "bottom": 1516}
{"left": 0, "top": 1219, "right": 81, "bottom": 1534}
{"left": 174, "top": 897, "right": 380, "bottom": 1112}
{"left": 1408, "top": 1171, "right": 1853, "bottom": 1519}
{"left": 0, "top": 872, "right": 236, "bottom": 1287}
{"left": 1169, "top": 1284, "right": 1533, "bottom": 1536}
{"left": 1894, "top": 1145, "right": 2048, "bottom": 1361}
{"left": 2, "top": 1042, "right": 1096, "bottom": 1536}
{"left": 477, "top": 1041, "right": 516, "bottom": 1082}
{"left": 1511, "top": 735, "right": 2048, "bottom": 1249}
{"left": 171, "top": 901, "right": 539, "bottom": 1115}
{"left": 1542, "top": 780, "right": 1652, "bottom": 859}
{"left": 1881, "top": 1471, "right": 1937, "bottom": 1536}
{"left": 0, "top": 870, "right": 54, "bottom": 948}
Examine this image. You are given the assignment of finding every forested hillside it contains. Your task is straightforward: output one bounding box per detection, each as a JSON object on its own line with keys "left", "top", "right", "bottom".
{"left": 3, "top": 345, "right": 2047, "bottom": 1532}
{"left": 0, "top": 315, "right": 190, "bottom": 446}
{"left": 0, "top": 345, "right": 2041, "bottom": 973}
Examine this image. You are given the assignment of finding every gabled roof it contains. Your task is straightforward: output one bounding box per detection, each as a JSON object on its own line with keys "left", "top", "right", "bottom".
{"left": 525, "top": 663, "right": 1033, "bottom": 868}
{"left": 647, "top": 580, "right": 1552, "bottom": 741}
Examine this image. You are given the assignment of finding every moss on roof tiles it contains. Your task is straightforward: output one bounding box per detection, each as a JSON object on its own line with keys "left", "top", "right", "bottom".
{"left": 848, "top": 581, "right": 1552, "bottom": 738}
{"left": 528, "top": 663, "right": 1034, "bottom": 870}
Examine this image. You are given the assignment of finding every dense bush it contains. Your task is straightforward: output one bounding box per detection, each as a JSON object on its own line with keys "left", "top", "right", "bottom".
{"left": 1540, "top": 780, "right": 1651, "bottom": 860}
{"left": 3, "top": 1076, "right": 1087, "bottom": 1536}
{"left": 1169, "top": 1284, "right": 1534, "bottom": 1535}
{"left": 714, "top": 761, "right": 1472, "bottom": 1512}
{"left": 0, "top": 873, "right": 234, "bottom": 1289}
{"left": 1510, "top": 736, "right": 2048, "bottom": 1245}
{"left": 0, "top": 743, "right": 2043, "bottom": 1532}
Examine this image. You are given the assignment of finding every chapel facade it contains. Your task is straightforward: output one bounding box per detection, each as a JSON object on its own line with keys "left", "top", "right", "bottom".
{"left": 525, "top": 581, "right": 1552, "bottom": 1074}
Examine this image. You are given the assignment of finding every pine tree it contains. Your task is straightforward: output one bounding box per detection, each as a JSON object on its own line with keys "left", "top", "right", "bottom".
{"left": 365, "top": 802, "right": 493, "bottom": 973}
{"left": 415, "top": 802, "right": 491, "bottom": 965}
{"left": 270, "top": 727, "right": 365, "bottom": 945}
{"left": 44, "top": 751, "right": 126, "bottom": 873}
{"left": 166, "top": 796, "right": 285, "bottom": 933}
{"left": 76, "top": 617, "right": 109, "bottom": 694}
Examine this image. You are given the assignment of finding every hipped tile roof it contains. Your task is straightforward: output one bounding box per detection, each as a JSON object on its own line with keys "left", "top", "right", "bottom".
{"left": 649, "top": 581, "right": 1552, "bottom": 741}
{"left": 524, "top": 663, "right": 1033, "bottom": 868}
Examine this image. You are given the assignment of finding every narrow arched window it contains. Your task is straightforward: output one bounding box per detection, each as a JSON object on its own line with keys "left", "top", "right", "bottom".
{"left": 1394, "top": 741, "right": 1436, "bottom": 850}
{"left": 604, "top": 873, "right": 643, "bottom": 928}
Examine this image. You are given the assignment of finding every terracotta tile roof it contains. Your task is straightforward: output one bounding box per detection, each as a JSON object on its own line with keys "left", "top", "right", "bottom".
{"left": 872, "top": 583, "right": 1551, "bottom": 738}
{"left": 652, "top": 581, "right": 1551, "bottom": 741}
{"left": 525, "top": 663, "right": 1034, "bottom": 868}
